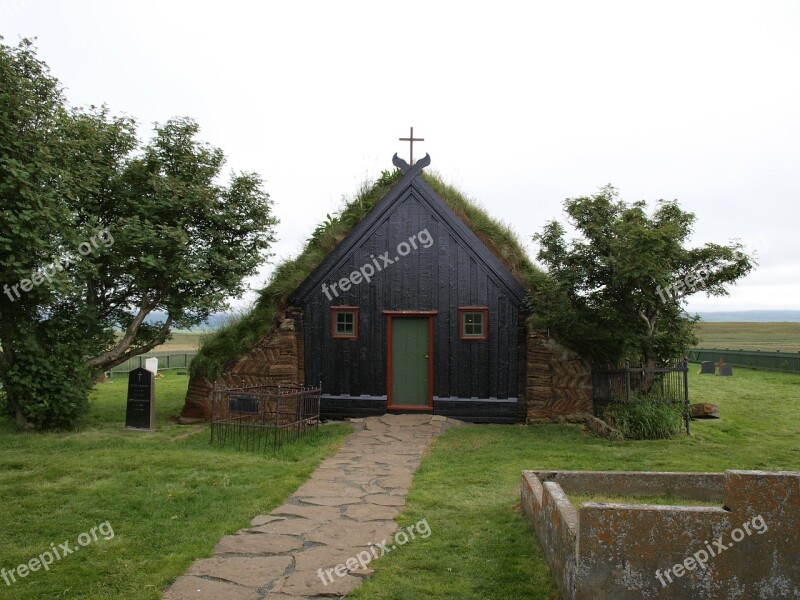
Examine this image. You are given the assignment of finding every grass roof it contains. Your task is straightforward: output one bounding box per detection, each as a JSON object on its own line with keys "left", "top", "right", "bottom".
{"left": 189, "top": 169, "right": 548, "bottom": 380}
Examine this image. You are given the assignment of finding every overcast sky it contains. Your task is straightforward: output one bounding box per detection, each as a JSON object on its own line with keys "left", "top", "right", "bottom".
{"left": 3, "top": 0, "right": 798, "bottom": 312}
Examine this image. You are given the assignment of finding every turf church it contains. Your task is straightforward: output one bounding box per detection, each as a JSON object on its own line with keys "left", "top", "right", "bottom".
{"left": 181, "top": 132, "right": 592, "bottom": 423}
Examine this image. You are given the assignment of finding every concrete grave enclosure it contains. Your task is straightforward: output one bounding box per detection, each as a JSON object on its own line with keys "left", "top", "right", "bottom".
{"left": 521, "top": 469, "right": 800, "bottom": 599}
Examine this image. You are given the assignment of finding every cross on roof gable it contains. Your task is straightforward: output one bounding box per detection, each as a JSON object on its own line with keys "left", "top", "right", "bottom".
{"left": 399, "top": 126, "right": 424, "bottom": 165}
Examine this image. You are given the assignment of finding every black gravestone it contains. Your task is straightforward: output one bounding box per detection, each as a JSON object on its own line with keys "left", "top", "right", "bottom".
{"left": 719, "top": 363, "right": 733, "bottom": 377}
{"left": 699, "top": 361, "right": 715, "bottom": 374}
{"left": 125, "top": 367, "right": 155, "bottom": 430}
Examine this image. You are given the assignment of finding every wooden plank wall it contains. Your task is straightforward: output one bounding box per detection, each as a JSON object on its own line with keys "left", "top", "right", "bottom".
{"left": 302, "top": 191, "right": 520, "bottom": 401}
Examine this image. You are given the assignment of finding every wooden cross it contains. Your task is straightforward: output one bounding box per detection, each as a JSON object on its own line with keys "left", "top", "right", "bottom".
{"left": 399, "top": 127, "right": 424, "bottom": 165}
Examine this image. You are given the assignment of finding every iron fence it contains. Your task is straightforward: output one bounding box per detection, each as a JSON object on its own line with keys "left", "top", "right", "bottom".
{"left": 592, "top": 359, "right": 690, "bottom": 434}
{"left": 689, "top": 348, "right": 800, "bottom": 374}
{"left": 210, "top": 381, "right": 322, "bottom": 452}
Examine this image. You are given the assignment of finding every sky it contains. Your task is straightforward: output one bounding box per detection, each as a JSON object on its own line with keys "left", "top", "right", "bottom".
{"left": 2, "top": 0, "right": 798, "bottom": 312}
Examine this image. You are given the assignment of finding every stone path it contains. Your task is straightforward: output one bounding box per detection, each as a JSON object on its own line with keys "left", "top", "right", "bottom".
{"left": 164, "top": 414, "right": 464, "bottom": 599}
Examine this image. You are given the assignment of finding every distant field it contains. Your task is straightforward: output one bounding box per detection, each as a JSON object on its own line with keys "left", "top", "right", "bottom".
{"left": 113, "top": 331, "right": 205, "bottom": 353}
{"left": 694, "top": 322, "right": 800, "bottom": 352}
{"left": 149, "top": 324, "right": 800, "bottom": 353}
{"left": 158, "top": 331, "right": 206, "bottom": 352}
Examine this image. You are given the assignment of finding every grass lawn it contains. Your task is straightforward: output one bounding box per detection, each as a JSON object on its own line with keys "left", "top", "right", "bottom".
{"left": 348, "top": 367, "right": 800, "bottom": 600}
{"left": 1, "top": 368, "right": 798, "bottom": 599}
{"left": 0, "top": 371, "right": 352, "bottom": 600}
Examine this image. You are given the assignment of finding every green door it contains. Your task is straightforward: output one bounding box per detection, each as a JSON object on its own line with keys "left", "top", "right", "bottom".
{"left": 390, "top": 318, "right": 430, "bottom": 406}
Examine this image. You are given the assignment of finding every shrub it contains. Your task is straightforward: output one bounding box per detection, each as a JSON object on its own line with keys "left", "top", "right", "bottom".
{"left": 2, "top": 334, "right": 93, "bottom": 431}
{"left": 602, "top": 397, "right": 686, "bottom": 440}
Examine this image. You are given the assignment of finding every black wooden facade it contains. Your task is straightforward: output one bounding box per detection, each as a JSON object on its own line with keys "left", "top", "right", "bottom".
{"left": 291, "top": 158, "right": 528, "bottom": 423}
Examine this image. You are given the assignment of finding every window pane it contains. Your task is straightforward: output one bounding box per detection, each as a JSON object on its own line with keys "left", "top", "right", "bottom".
{"left": 462, "top": 311, "right": 485, "bottom": 337}
{"left": 334, "top": 311, "right": 356, "bottom": 336}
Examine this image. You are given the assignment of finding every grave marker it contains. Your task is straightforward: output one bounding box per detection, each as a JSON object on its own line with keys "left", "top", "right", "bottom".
{"left": 719, "top": 363, "right": 733, "bottom": 376}
{"left": 125, "top": 367, "right": 155, "bottom": 430}
{"left": 699, "top": 361, "right": 715, "bottom": 374}
{"left": 145, "top": 357, "right": 158, "bottom": 374}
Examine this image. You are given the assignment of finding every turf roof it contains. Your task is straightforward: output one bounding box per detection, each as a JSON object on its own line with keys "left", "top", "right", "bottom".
{"left": 189, "top": 168, "right": 548, "bottom": 380}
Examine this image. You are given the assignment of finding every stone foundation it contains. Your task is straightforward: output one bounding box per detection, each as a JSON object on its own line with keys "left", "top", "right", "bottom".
{"left": 521, "top": 469, "right": 800, "bottom": 599}
{"left": 180, "top": 307, "right": 304, "bottom": 420}
{"left": 525, "top": 333, "right": 593, "bottom": 423}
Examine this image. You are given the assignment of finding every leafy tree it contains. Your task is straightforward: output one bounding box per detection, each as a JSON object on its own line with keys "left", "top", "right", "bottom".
{"left": 530, "top": 185, "right": 754, "bottom": 367}
{"left": 0, "top": 39, "right": 278, "bottom": 429}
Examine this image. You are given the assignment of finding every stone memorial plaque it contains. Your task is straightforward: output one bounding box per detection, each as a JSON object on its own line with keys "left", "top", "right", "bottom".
{"left": 125, "top": 367, "right": 155, "bottom": 430}
{"left": 719, "top": 363, "right": 733, "bottom": 377}
{"left": 229, "top": 394, "right": 260, "bottom": 414}
{"left": 699, "top": 361, "right": 715, "bottom": 374}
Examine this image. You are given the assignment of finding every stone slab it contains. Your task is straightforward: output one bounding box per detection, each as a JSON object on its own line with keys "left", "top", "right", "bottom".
{"left": 163, "top": 576, "right": 259, "bottom": 600}
{"left": 365, "top": 494, "right": 407, "bottom": 506}
{"left": 214, "top": 533, "right": 304, "bottom": 555}
{"left": 275, "top": 569, "right": 362, "bottom": 597}
{"left": 344, "top": 504, "right": 399, "bottom": 521}
{"left": 186, "top": 555, "right": 292, "bottom": 587}
{"left": 271, "top": 503, "right": 342, "bottom": 522}
{"left": 248, "top": 518, "right": 323, "bottom": 535}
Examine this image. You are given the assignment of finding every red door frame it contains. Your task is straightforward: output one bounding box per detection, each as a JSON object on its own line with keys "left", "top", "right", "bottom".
{"left": 384, "top": 310, "right": 437, "bottom": 410}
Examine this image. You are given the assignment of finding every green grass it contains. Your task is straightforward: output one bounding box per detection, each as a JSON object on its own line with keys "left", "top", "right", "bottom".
{"left": 567, "top": 494, "right": 720, "bottom": 507}
{"left": 348, "top": 367, "right": 800, "bottom": 600}
{"left": 602, "top": 397, "right": 686, "bottom": 440}
{"left": 694, "top": 322, "right": 800, "bottom": 351}
{"left": 0, "top": 371, "right": 351, "bottom": 600}
{"left": 2, "top": 368, "right": 798, "bottom": 599}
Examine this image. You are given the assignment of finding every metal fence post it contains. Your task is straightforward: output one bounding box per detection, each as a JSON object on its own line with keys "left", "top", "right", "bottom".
{"left": 683, "top": 358, "right": 690, "bottom": 435}
{"left": 210, "top": 381, "right": 217, "bottom": 445}
{"left": 274, "top": 385, "right": 281, "bottom": 451}
{"left": 318, "top": 380, "right": 322, "bottom": 429}
{"left": 624, "top": 360, "right": 631, "bottom": 402}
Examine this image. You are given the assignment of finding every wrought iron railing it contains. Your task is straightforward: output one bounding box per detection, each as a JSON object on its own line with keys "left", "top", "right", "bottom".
{"left": 210, "top": 381, "right": 322, "bottom": 452}
{"left": 592, "top": 359, "right": 690, "bottom": 434}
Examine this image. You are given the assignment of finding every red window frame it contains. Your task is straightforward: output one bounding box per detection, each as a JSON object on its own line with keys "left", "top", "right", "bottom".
{"left": 458, "top": 306, "right": 488, "bottom": 340}
{"left": 331, "top": 306, "right": 359, "bottom": 339}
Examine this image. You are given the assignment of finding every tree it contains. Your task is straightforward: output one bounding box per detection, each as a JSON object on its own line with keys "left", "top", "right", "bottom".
{"left": 0, "top": 39, "right": 278, "bottom": 429}
{"left": 530, "top": 185, "right": 755, "bottom": 367}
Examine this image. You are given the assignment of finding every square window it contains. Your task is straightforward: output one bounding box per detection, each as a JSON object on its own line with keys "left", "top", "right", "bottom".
{"left": 459, "top": 308, "right": 488, "bottom": 340}
{"left": 336, "top": 312, "right": 354, "bottom": 334}
{"left": 332, "top": 307, "right": 358, "bottom": 339}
